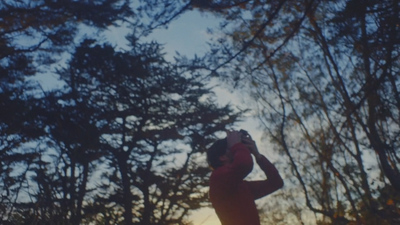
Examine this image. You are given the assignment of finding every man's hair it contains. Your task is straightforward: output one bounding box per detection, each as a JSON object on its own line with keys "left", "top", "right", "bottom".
{"left": 207, "top": 138, "right": 228, "bottom": 170}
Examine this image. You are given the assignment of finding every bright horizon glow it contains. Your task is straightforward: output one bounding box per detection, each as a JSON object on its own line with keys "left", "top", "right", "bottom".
{"left": 190, "top": 207, "right": 220, "bottom": 225}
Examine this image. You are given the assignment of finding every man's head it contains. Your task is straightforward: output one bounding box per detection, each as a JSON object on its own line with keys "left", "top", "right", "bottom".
{"left": 207, "top": 138, "right": 228, "bottom": 170}
{"left": 207, "top": 130, "right": 250, "bottom": 170}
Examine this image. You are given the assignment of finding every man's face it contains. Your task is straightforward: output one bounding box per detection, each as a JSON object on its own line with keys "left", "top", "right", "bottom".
{"left": 221, "top": 147, "right": 234, "bottom": 163}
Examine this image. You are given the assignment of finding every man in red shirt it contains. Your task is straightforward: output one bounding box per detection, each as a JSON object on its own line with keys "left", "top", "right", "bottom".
{"left": 207, "top": 130, "right": 284, "bottom": 225}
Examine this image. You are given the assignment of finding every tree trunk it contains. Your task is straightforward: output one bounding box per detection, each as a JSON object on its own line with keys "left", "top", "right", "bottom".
{"left": 116, "top": 151, "right": 133, "bottom": 225}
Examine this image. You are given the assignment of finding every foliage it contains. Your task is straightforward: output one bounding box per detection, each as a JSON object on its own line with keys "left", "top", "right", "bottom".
{"left": 0, "top": 0, "right": 133, "bottom": 79}
{"left": 56, "top": 40, "right": 241, "bottom": 224}
{"left": 0, "top": 1, "right": 243, "bottom": 224}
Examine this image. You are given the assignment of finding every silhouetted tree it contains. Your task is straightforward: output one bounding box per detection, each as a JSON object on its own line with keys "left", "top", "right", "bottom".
{"left": 1, "top": 1, "right": 244, "bottom": 224}
{"left": 1, "top": 1, "right": 134, "bottom": 223}
{"left": 0, "top": 0, "right": 133, "bottom": 82}
{"left": 56, "top": 39, "right": 241, "bottom": 224}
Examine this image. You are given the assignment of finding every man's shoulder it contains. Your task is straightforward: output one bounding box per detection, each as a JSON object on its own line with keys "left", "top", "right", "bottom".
{"left": 210, "top": 165, "right": 231, "bottom": 178}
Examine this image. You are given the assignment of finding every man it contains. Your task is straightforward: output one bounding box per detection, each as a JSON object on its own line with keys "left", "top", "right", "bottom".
{"left": 207, "top": 130, "right": 284, "bottom": 225}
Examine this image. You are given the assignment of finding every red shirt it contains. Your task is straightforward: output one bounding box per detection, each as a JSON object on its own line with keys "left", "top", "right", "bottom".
{"left": 209, "top": 143, "right": 263, "bottom": 225}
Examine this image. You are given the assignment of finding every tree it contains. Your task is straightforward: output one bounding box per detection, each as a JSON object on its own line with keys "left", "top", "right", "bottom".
{"left": 0, "top": 0, "right": 133, "bottom": 82}
{"left": 1, "top": 1, "right": 133, "bottom": 223}
{"left": 1, "top": 1, "right": 245, "bottom": 224}
{"left": 1, "top": 37, "right": 242, "bottom": 224}
{"left": 57, "top": 39, "right": 241, "bottom": 224}
{"left": 185, "top": 0, "right": 400, "bottom": 224}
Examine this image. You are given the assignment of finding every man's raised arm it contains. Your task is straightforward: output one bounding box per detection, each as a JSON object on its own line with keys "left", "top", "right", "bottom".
{"left": 251, "top": 154, "right": 284, "bottom": 199}
{"left": 242, "top": 136, "right": 284, "bottom": 199}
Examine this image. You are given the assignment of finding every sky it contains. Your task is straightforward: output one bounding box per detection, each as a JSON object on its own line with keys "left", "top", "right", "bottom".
{"left": 141, "top": 11, "right": 231, "bottom": 225}
{"left": 138, "top": 10, "right": 274, "bottom": 225}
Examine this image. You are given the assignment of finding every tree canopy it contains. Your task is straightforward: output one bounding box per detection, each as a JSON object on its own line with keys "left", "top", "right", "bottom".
{"left": 1, "top": 1, "right": 242, "bottom": 224}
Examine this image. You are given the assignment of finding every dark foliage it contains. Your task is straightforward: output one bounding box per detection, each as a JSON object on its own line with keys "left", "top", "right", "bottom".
{"left": 0, "top": 1, "right": 242, "bottom": 224}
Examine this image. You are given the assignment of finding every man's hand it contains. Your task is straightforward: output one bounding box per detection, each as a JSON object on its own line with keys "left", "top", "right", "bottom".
{"left": 242, "top": 136, "right": 262, "bottom": 159}
{"left": 226, "top": 130, "right": 242, "bottom": 149}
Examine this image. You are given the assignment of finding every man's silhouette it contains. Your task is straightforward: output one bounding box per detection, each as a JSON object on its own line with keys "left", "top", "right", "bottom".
{"left": 207, "top": 130, "right": 284, "bottom": 225}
